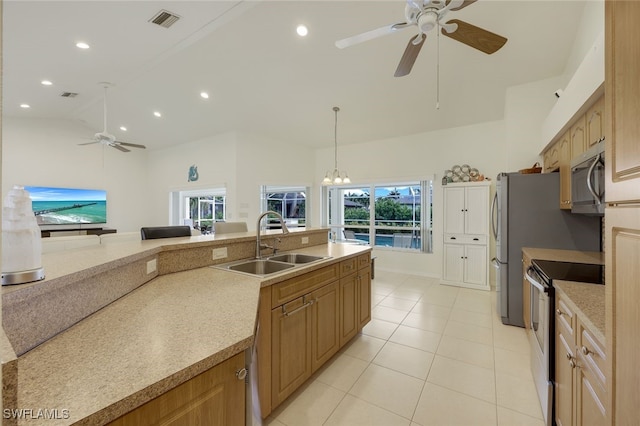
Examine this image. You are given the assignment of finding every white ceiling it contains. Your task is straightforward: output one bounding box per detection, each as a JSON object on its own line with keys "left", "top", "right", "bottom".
{"left": 2, "top": 0, "right": 586, "bottom": 151}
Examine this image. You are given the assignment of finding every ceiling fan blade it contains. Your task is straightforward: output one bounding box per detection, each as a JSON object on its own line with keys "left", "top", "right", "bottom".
{"left": 394, "top": 33, "right": 426, "bottom": 77}
{"left": 441, "top": 19, "right": 507, "bottom": 54}
{"left": 78, "top": 141, "right": 100, "bottom": 146}
{"left": 112, "top": 144, "right": 130, "bottom": 152}
{"left": 116, "top": 141, "right": 147, "bottom": 149}
{"left": 446, "top": 0, "right": 478, "bottom": 11}
{"left": 336, "top": 22, "right": 411, "bottom": 49}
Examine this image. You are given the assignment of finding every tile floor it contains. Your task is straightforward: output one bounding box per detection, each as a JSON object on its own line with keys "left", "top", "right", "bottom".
{"left": 264, "top": 270, "right": 544, "bottom": 426}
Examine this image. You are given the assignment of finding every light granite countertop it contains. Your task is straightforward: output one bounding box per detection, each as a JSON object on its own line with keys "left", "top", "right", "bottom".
{"left": 522, "top": 247, "right": 605, "bottom": 343}
{"left": 8, "top": 238, "right": 371, "bottom": 425}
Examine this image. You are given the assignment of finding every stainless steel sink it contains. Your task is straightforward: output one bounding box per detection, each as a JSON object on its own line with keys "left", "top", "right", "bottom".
{"left": 268, "top": 253, "right": 326, "bottom": 264}
{"left": 227, "top": 259, "right": 295, "bottom": 275}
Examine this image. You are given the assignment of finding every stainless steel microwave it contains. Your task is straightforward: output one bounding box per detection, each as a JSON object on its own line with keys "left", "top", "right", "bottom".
{"left": 570, "top": 139, "right": 605, "bottom": 215}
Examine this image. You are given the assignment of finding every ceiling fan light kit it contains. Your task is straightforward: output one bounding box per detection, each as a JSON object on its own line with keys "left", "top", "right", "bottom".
{"left": 322, "top": 107, "right": 351, "bottom": 186}
{"left": 335, "top": 0, "right": 508, "bottom": 78}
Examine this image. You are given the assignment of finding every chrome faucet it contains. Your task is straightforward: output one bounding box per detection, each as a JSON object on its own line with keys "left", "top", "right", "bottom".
{"left": 256, "top": 211, "right": 289, "bottom": 259}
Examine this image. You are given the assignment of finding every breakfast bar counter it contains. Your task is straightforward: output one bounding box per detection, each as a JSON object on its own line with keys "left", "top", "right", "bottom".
{"left": 1, "top": 228, "right": 371, "bottom": 425}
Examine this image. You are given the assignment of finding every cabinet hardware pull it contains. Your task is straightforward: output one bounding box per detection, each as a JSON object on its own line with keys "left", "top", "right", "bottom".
{"left": 581, "top": 346, "right": 591, "bottom": 356}
{"left": 566, "top": 352, "right": 572, "bottom": 360}
{"left": 450, "top": 237, "right": 456, "bottom": 240}
{"left": 556, "top": 308, "right": 565, "bottom": 316}
{"left": 282, "top": 298, "right": 315, "bottom": 317}
{"left": 569, "top": 359, "right": 576, "bottom": 369}
{"left": 473, "top": 238, "right": 479, "bottom": 241}
{"left": 236, "top": 368, "right": 248, "bottom": 381}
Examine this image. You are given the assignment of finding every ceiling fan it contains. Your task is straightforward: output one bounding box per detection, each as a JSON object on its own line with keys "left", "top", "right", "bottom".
{"left": 335, "top": 0, "right": 508, "bottom": 77}
{"left": 79, "top": 83, "right": 146, "bottom": 152}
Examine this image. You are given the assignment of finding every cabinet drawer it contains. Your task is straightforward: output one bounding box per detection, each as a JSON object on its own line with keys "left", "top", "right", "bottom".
{"left": 578, "top": 320, "right": 606, "bottom": 386}
{"left": 555, "top": 297, "right": 575, "bottom": 345}
{"left": 271, "top": 264, "right": 340, "bottom": 309}
{"left": 357, "top": 252, "right": 371, "bottom": 270}
{"left": 444, "top": 234, "right": 487, "bottom": 245}
{"left": 340, "top": 258, "right": 357, "bottom": 277}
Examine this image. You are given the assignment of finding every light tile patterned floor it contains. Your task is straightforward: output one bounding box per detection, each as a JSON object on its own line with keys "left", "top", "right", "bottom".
{"left": 264, "top": 270, "right": 544, "bottom": 426}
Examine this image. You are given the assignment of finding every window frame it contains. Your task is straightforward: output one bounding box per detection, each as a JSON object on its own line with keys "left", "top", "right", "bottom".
{"left": 323, "top": 180, "right": 433, "bottom": 253}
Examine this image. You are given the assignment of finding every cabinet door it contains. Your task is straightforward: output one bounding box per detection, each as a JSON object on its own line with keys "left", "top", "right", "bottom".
{"left": 571, "top": 115, "right": 587, "bottom": 159}
{"left": 339, "top": 273, "right": 358, "bottom": 346}
{"left": 586, "top": 95, "right": 605, "bottom": 150}
{"left": 605, "top": 206, "right": 640, "bottom": 424}
{"left": 545, "top": 141, "right": 560, "bottom": 172}
{"left": 522, "top": 255, "right": 531, "bottom": 330}
{"left": 463, "top": 244, "right": 487, "bottom": 286}
{"left": 605, "top": 0, "right": 640, "bottom": 203}
{"left": 554, "top": 324, "right": 575, "bottom": 426}
{"left": 108, "top": 352, "right": 245, "bottom": 426}
{"left": 311, "top": 281, "right": 340, "bottom": 372}
{"left": 559, "top": 132, "right": 572, "bottom": 209}
{"left": 443, "top": 244, "right": 464, "bottom": 283}
{"left": 576, "top": 353, "right": 607, "bottom": 426}
{"left": 358, "top": 266, "right": 372, "bottom": 330}
{"left": 271, "top": 296, "right": 312, "bottom": 406}
{"left": 465, "top": 186, "right": 489, "bottom": 235}
{"left": 443, "top": 187, "right": 465, "bottom": 234}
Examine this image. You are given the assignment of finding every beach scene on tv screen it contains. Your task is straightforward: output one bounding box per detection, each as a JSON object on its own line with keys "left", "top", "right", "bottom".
{"left": 25, "top": 186, "right": 107, "bottom": 225}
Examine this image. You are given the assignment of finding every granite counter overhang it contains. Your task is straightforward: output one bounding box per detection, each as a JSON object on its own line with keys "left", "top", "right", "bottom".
{"left": 522, "top": 247, "right": 605, "bottom": 343}
{"left": 2, "top": 230, "right": 372, "bottom": 425}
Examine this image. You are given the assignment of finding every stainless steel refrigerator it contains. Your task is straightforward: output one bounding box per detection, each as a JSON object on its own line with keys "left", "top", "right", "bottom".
{"left": 492, "top": 172, "right": 601, "bottom": 327}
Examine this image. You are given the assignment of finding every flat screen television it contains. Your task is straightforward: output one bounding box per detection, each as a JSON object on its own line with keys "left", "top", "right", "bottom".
{"left": 24, "top": 186, "right": 107, "bottom": 226}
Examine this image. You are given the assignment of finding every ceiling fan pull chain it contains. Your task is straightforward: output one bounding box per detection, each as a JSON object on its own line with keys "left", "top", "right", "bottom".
{"left": 436, "top": 21, "right": 440, "bottom": 110}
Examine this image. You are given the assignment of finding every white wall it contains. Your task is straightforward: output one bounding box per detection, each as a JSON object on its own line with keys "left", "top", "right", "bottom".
{"left": 2, "top": 117, "right": 148, "bottom": 232}
{"left": 562, "top": 0, "right": 605, "bottom": 87}
{"left": 145, "top": 131, "right": 237, "bottom": 227}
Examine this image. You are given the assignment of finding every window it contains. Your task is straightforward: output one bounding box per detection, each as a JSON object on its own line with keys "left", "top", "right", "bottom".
{"left": 325, "top": 180, "right": 433, "bottom": 253}
{"left": 172, "top": 188, "right": 226, "bottom": 233}
{"left": 185, "top": 195, "right": 225, "bottom": 232}
{"left": 261, "top": 186, "right": 309, "bottom": 228}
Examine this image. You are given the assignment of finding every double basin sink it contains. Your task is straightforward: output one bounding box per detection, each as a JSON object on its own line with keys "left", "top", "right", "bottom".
{"left": 215, "top": 253, "right": 329, "bottom": 276}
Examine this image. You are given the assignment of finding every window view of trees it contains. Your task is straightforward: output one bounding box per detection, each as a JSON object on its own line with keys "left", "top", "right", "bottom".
{"left": 328, "top": 182, "right": 432, "bottom": 252}
{"left": 262, "top": 187, "right": 308, "bottom": 228}
{"left": 187, "top": 195, "right": 225, "bottom": 231}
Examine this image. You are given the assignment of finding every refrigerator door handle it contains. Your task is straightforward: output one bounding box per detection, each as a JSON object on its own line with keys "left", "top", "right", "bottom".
{"left": 490, "top": 192, "right": 498, "bottom": 239}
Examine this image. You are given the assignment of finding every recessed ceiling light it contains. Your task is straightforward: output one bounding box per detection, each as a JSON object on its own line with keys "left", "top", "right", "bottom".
{"left": 296, "top": 25, "right": 308, "bottom": 37}
{"left": 76, "top": 42, "right": 90, "bottom": 49}
{"left": 120, "top": 126, "right": 127, "bottom": 131}
{"left": 41, "top": 80, "right": 53, "bottom": 86}
{"left": 153, "top": 111, "right": 162, "bottom": 118}
{"left": 200, "top": 92, "right": 209, "bottom": 99}
{"left": 20, "top": 104, "right": 30, "bottom": 109}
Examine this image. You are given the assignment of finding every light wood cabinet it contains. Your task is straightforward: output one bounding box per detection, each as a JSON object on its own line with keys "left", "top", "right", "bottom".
{"left": 586, "top": 95, "right": 605, "bottom": 150}
{"left": 559, "top": 131, "right": 572, "bottom": 209}
{"left": 571, "top": 115, "right": 587, "bottom": 159}
{"left": 257, "top": 253, "right": 372, "bottom": 418}
{"left": 605, "top": 1, "right": 640, "bottom": 424}
{"left": 108, "top": 352, "right": 245, "bottom": 426}
{"left": 442, "top": 182, "right": 490, "bottom": 290}
{"left": 340, "top": 254, "right": 372, "bottom": 346}
{"left": 522, "top": 253, "right": 532, "bottom": 330}
{"left": 544, "top": 140, "right": 561, "bottom": 172}
{"left": 554, "top": 293, "right": 606, "bottom": 426}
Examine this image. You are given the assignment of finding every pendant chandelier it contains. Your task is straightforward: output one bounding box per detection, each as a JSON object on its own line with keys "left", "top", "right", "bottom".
{"left": 322, "top": 106, "right": 351, "bottom": 185}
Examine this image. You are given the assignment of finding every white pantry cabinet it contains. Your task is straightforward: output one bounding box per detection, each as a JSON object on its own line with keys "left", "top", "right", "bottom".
{"left": 442, "top": 182, "right": 490, "bottom": 290}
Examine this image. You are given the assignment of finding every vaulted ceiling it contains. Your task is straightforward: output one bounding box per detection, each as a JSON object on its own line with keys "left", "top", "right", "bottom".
{"left": 3, "top": 1, "right": 587, "bottom": 150}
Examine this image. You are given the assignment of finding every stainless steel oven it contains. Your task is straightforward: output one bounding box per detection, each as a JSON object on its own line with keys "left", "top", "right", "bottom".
{"left": 525, "top": 263, "right": 554, "bottom": 426}
{"left": 526, "top": 259, "right": 605, "bottom": 426}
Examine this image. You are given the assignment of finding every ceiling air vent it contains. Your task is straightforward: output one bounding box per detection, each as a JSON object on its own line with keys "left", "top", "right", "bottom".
{"left": 149, "top": 10, "right": 181, "bottom": 29}
{"left": 60, "top": 92, "right": 78, "bottom": 98}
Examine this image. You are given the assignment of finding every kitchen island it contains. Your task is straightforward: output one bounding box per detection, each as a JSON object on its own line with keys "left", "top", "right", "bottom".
{"left": 1, "top": 228, "right": 371, "bottom": 425}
